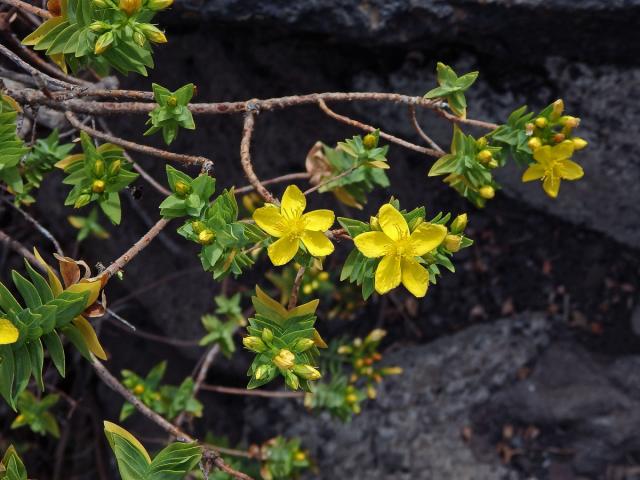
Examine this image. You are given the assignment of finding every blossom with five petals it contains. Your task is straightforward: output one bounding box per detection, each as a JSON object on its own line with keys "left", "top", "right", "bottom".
{"left": 522, "top": 140, "right": 584, "bottom": 198}
{"left": 253, "top": 185, "right": 335, "bottom": 266}
{"left": 354, "top": 204, "right": 447, "bottom": 297}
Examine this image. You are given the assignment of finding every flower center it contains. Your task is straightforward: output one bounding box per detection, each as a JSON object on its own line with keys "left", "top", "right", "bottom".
{"left": 393, "top": 237, "right": 412, "bottom": 257}
{"left": 286, "top": 218, "right": 306, "bottom": 238}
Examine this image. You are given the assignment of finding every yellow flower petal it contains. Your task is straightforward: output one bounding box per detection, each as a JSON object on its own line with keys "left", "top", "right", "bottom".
{"left": 353, "top": 231, "right": 393, "bottom": 258}
{"left": 281, "top": 185, "right": 306, "bottom": 221}
{"left": 522, "top": 164, "right": 546, "bottom": 182}
{"left": 300, "top": 231, "right": 334, "bottom": 257}
{"left": 543, "top": 176, "right": 560, "bottom": 198}
{"left": 301, "top": 209, "right": 335, "bottom": 231}
{"left": 72, "top": 316, "right": 107, "bottom": 360}
{"left": 253, "top": 205, "right": 287, "bottom": 237}
{"left": 533, "top": 145, "right": 553, "bottom": 166}
{"left": 553, "top": 140, "right": 575, "bottom": 160}
{"left": 408, "top": 223, "right": 447, "bottom": 256}
{"left": 374, "top": 255, "right": 401, "bottom": 295}
{"left": 378, "top": 204, "right": 409, "bottom": 241}
{"left": 0, "top": 318, "right": 19, "bottom": 345}
{"left": 267, "top": 235, "right": 300, "bottom": 266}
{"left": 557, "top": 159, "right": 584, "bottom": 180}
{"left": 401, "top": 258, "right": 429, "bottom": 298}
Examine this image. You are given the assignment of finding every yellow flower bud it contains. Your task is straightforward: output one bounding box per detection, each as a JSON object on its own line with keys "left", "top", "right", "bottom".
{"left": 293, "top": 364, "right": 322, "bottom": 381}
{"left": 174, "top": 180, "right": 191, "bottom": 197}
{"left": 74, "top": 194, "right": 92, "bottom": 208}
{"left": 119, "top": 0, "right": 141, "bottom": 16}
{"left": 191, "top": 220, "right": 206, "bottom": 234}
{"left": 92, "top": 0, "right": 108, "bottom": 7}
{"left": 108, "top": 160, "right": 121, "bottom": 176}
{"left": 488, "top": 158, "right": 498, "bottom": 169}
{"left": 479, "top": 185, "right": 495, "bottom": 199}
{"left": 559, "top": 116, "right": 580, "bottom": 129}
{"left": 476, "top": 149, "right": 492, "bottom": 165}
{"left": 363, "top": 133, "right": 377, "bottom": 149}
{"left": 91, "top": 179, "right": 106, "bottom": 193}
{"left": 262, "top": 328, "right": 273, "bottom": 343}
{"left": 133, "top": 31, "right": 146, "bottom": 47}
{"left": 302, "top": 284, "right": 313, "bottom": 295}
{"left": 293, "top": 338, "right": 315, "bottom": 353}
{"left": 444, "top": 234, "right": 462, "bottom": 253}
{"left": 527, "top": 137, "right": 542, "bottom": 151}
{"left": 93, "top": 159, "right": 105, "bottom": 177}
{"left": 552, "top": 133, "right": 566, "bottom": 143}
{"left": 147, "top": 0, "right": 173, "bottom": 10}
{"left": 551, "top": 99, "right": 564, "bottom": 120}
{"left": 273, "top": 349, "right": 295, "bottom": 370}
{"left": 89, "top": 21, "right": 109, "bottom": 33}
{"left": 294, "top": 451, "right": 307, "bottom": 462}
{"left": 133, "top": 384, "right": 145, "bottom": 395}
{"left": 15, "top": 414, "right": 25, "bottom": 423}
{"left": 367, "top": 385, "right": 377, "bottom": 399}
{"left": 451, "top": 213, "right": 468, "bottom": 233}
{"left": 337, "top": 345, "right": 352, "bottom": 355}
{"left": 167, "top": 96, "right": 178, "bottom": 107}
{"left": 345, "top": 393, "right": 358, "bottom": 404}
{"left": 365, "top": 328, "right": 386, "bottom": 344}
{"left": 318, "top": 271, "right": 329, "bottom": 281}
{"left": 254, "top": 364, "right": 270, "bottom": 380}
{"left": 525, "top": 123, "right": 535, "bottom": 135}
{"left": 572, "top": 137, "right": 588, "bottom": 150}
{"left": 534, "top": 117, "right": 548, "bottom": 129}
{"left": 243, "top": 336, "right": 267, "bottom": 353}
{"left": 381, "top": 366, "right": 404, "bottom": 375}
{"left": 138, "top": 23, "right": 167, "bottom": 44}
{"left": 94, "top": 31, "right": 114, "bottom": 55}
{"left": 369, "top": 215, "right": 380, "bottom": 231}
{"left": 197, "top": 229, "right": 215, "bottom": 245}
{"left": 285, "top": 371, "right": 300, "bottom": 390}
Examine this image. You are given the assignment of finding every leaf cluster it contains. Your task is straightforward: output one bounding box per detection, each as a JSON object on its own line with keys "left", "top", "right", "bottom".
{"left": 0, "top": 446, "right": 27, "bottom": 480}
{"left": 145, "top": 83, "right": 196, "bottom": 145}
{"left": 199, "top": 293, "right": 244, "bottom": 356}
{"left": 11, "top": 390, "right": 60, "bottom": 438}
{"left": 424, "top": 62, "right": 478, "bottom": 117}
{"left": 260, "top": 437, "right": 310, "bottom": 480}
{"left": 0, "top": 95, "right": 30, "bottom": 195}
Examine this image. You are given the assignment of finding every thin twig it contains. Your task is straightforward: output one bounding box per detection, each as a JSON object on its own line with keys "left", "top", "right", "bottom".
{"left": 0, "top": 228, "right": 39, "bottom": 265}
{"left": 240, "top": 110, "right": 276, "bottom": 203}
{"left": 0, "top": 0, "right": 52, "bottom": 18}
{"left": 234, "top": 172, "right": 310, "bottom": 194}
{"left": 66, "top": 112, "right": 210, "bottom": 167}
{"left": 105, "top": 316, "right": 201, "bottom": 347}
{"left": 317, "top": 99, "right": 442, "bottom": 158}
{"left": 0, "top": 44, "right": 72, "bottom": 90}
{"left": 408, "top": 104, "right": 445, "bottom": 153}
{"left": 303, "top": 166, "right": 356, "bottom": 195}
{"left": 1, "top": 196, "right": 64, "bottom": 255}
{"left": 288, "top": 266, "right": 305, "bottom": 309}
{"left": 200, "top": 384, "right": 304, "bottom": 399}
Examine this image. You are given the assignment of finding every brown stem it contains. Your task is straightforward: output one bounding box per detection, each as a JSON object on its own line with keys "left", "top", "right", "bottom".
{"left": 240, "top": 110, "right": 276, "bottom": 203}
{"left": 0, "top": 228, "right": 39, "bottom": 265}
{"left": 0, "top": 44, "right": 71, "bottom": 89}
{"left": 90, "top": 358, "right": 254, "bottom": 480}
{"left": 100, "top": 218, "right": 170, "bottom": 281}
{"left": 234, "top": 172, "right": 311, "bottom": 194}
{"left": 1, "top": 196, "right": 64, "bottom": 255}
{"left": 0, "top": 0, "right": 52, "bottom": 18}
{"left": 65, "top": 112, "right": 209, "bottom": 167}
{"left": 200, "top": 384, "right": 304, "bottom": 399}
{"left": 408, "top": 104, "right": 445, "bottom": 153}
{"left": 105, "top": 317, "right": 201, "bottom": 347}
{"left": 317, "top": 99, "right": 443, "bottom": 158}
{"left": 436, "top": 107, "right": 499, "bottom": 130}
{"left": 288, "top": 266, "right": 306, "bottom": 309}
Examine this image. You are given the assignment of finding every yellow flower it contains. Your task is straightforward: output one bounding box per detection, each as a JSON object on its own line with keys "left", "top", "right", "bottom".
{"left": 253, "top": 185, "right": 335, "bottom": 266}
{"left": 522, "top": 140, "right": 584, "bottom": 198}
{"left": 0, "top": 318, "right": 19, "bottom": 345}
{"left": 353, "top": 204, "right": 447, "bottom": 297}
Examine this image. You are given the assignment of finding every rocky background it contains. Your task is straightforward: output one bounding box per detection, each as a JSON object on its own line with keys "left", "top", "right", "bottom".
{"left": 2, "top": 1, "right": 640, "bottom": 479}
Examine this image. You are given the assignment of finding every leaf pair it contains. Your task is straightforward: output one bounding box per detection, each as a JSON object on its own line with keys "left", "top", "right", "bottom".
{"left": 424, "top": 62, "right": 478, "bottom": 118}
{"left": 145, "top": 83, "right": 196, "bottom": 145}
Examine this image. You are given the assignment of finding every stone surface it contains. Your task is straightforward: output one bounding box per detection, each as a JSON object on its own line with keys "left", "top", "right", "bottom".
{"left": 244, "top": 315, "right": 550, "bottom": 479}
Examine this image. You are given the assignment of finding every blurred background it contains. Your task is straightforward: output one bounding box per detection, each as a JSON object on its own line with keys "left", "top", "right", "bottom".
{"left": 2, "top": 1, "right": 640, "bottom": 479}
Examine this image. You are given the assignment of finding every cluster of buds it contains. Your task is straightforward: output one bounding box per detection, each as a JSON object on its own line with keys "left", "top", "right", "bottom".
{"left": 337, "top": 329, "right": 402, "bottom": 397}
{"left": 301, "top": 270, "right": 330, "bottom": 296}
{"left": 443, "top": 213, "right": 467, "bottom": 253}
{"left": 74, "top": 157, "right": 122, "bottom": 208}
{"left": 244, "top": 328, "right": 321, "bottom": 390}
{"left": 190, "top": 219, "right": 215, "bottom": 246}
{"left": 526, "top": 99, "right": 587, "bottom": 154}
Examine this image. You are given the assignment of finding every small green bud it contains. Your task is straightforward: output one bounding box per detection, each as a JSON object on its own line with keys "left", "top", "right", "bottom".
{"left": 475, "top": 137, "right": 487, "bottom": 149}
{"left": 191, "top": 220, "right": 206, "bottom": 234}
{"left": 273, "top": 349, "right": 295, "bottom": 370}
{"left": 89, "top": 21, "right": 109, "bottom": 33}
{"left": 559, "top": 115, "right": 580, "bottom": 129}
{"left": 197, "top": 229, "right": 215, "bottom": 245}
{"left": 550, "top": 99, "right": 565, "bottom": 120}
{"left": 94, "top": 31, "right": 114, "bottom": 55}
{"left": 444, "top": 234, "right": 462, "bottom": 253}
{"left": 93, "top": 159, "right": 105, "bottom": 177}
{"left": 74, "top": 194, "right": 92, "bottom": 208}
{"left": 243, "top": 336, "right": 267, "bottom": 353}
{"left": 91, "top": 179, "right": 106, "bottom": 193}
{"left": 262, "top": 328, "right": 273, "bottom": 343}
{"left": 284, "top": 371, "right": 300, "bottom": 390}
{"left": 487, "top": 158, "right": 498, "bottom": 169}
{"left": 254, "top": 364, "right": 270, "bottom": 380}
{"left": 133, "top": 31, "right": 146, "bottom": 47}
{"left": 174, "top": 180, "right": 191, "bottom": 197}
{"left": 363, "top": 133, "right": 377, "bottom": 149}
{"left": 450, "top": 213, "right": 468, "bottom": 233}
{"left": 108, "top": 160, "right": 121, "bottom": 176}
{"left": 293, "top": 364, "right": 322, "bottom": 381}
{"left": 293, "top": 338, "right": 315, "bottom": 353}
{"left": 147, "top": 0, "right": 173, "bottom": 9}
{"left": 92, "top": 0, "right": 108, "bottom": 7}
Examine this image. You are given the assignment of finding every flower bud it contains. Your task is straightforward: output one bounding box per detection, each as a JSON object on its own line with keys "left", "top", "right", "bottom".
{"left": 133, "top": 31, "right": 146, "bottom": 47}
{"left": 191, "top": 220, "right": 206, "bottom": 234}
{"left": 572, "top": 137, "right": 588, "bottom": 150}
{"left": 294, "top": 451, "right": 307, "bottom": 462}
{"left": 450, "top": 213, "right": 468, "bottom": 233}
{"left": 94, "top": 31, "right": 114, "bottom": 55}
{"left": 381, "top": 366, "right": 403, "bottom": 375}
{"left": 367, "top": 385, "right": 377, "bottom": 399}
{"left": 559, "top": 116, "right": 580, "bottom": 129}
{"left": 91, "top": 179, "right": 106, "bottom": 193}
{"left": 273, "top": 349, "right": 295, "bottom": 370}
{"left": 318, "top": 271, "right": 329, "bottom": 281}
{"left": 345, "top": 393, "right": 358, "bottom": 404}
{"left": 444, "top": 234, "right": 462, "bottom": 253}
{"left": 254, "top": 364, "right": 270, "bottom": 380}
{"left": 337, "top": 345, "right": 352, "bottom": 355}
{"left": 534, "top": 117, "right": 548, "bottom": 129}
{"left": 527, "top": 137, "right": 542, "bottom": 151}
{"left": 92, "top": 0, "right": 108, "bottom": 7}
{"left": 284, "top": 371, "right": 300, "bottom": 390}
{"left": 479, "top": 185, "right": 495, "bottom": 199}
{"left": 93, "top": 159, "right": 105, "bottom": 177}
{"left": 108, "top": 160, "right": 121, "bottom": 176}
{"left": 487, "top": 158, "right": 498, "bottom": 169}
{"left": 369, "top": 216, "right": 380, "bottom": 231}
{"left": 167, "top": 96, "right": 178, "bottom": 107}
{"left": 475, "top": 137, "right": 487, "bottom": 149}
{"left": 552, "top": 133, "right": 566, "bottom": 143}
{"left": 525, "top": 123, "right": 535, "bottom": 135}
{"left": 89, "top": 21, "right": 109, "bottom": 33}
{"left": 138, "top": 23, "right": 168, "bottom": 44}
{"left": 293, "top": 364, "right": 322, "bottom": 381}
{"left": 302, "top": 284, "right": 313, "bottom": 295}
{"left": 243, "top": 336, "right": 267, "bottom": 353}
{"left": 365, "top": 328, "right": 386, "bottom": 344}
{"left": 262, "top": 328, "right": 273, "bottom": 343}
{"left": 476, "top": 149, "right": 492, "bottom": 165}
{"left": 293, "top": 338, "right": 315, "bottom": 353}
{"left": 133, "top": 384, "right": 145, "bottom": 395}
{"left": 74, "top": 194, "right": 92, "bottom": 208}
{"left": 147, "top": 0, "right": 173, "bottom": 10}
{"left": 363, "top": 133, "right": 377, "bottom": 149}
{"left": 119, "top": 0, "right": 141, "bottom": 16}
{"left": 197, "top": 229, "right": 215, "bottom": 245}
{"left": 551, "top": 99, "right": 564, "bottom": 120}
{"left": 174, "top": 180, "right": 191, "bottom": 197}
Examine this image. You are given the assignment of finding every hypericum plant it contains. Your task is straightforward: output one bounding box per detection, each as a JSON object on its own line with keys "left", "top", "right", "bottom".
{"left": 0, "top": 9, "right": 589, "bottom": 477}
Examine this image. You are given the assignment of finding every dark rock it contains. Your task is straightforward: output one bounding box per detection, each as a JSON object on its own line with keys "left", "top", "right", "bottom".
{"left": 244, "top": 314, "right": 550, "bottom": 479}
{"left": 477, "top": 342, "right": 640, "bottom": 476}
